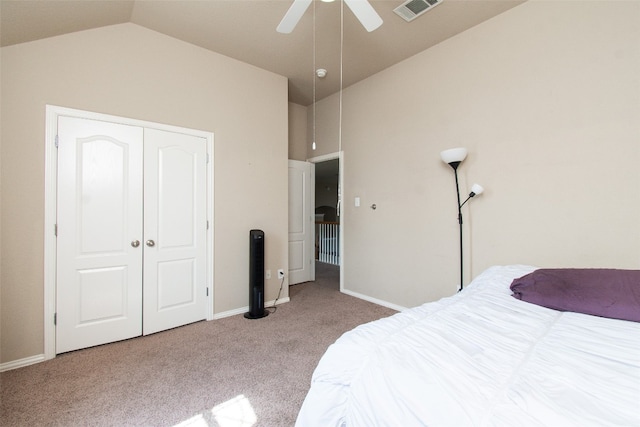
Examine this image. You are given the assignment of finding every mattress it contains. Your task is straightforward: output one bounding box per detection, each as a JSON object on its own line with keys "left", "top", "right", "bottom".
{"left": 296, "top": 265, "right": 640, "bottom": 426}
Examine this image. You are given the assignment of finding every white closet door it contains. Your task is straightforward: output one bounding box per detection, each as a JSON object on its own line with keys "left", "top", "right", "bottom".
{"left": 142, "top": 128, "right": 208, "bottom": 335}
{"left": 56, "top": 117, "right": 144, "bottom": 354}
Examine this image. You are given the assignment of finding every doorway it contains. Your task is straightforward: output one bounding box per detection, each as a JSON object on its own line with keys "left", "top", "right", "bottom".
{"left": 309, "top": 152, "right": 343, "bottom": 291}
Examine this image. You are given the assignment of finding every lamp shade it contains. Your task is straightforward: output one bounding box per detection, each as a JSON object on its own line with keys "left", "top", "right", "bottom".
{"left": 470, "top": 183, "right": 484, "bottom": 196}
{"left": 440, "top": 148, "right": 468, "bottom": 165}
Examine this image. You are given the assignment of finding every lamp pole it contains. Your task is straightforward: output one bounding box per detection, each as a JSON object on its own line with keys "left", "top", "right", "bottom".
{"left": 452, "top": 164, "right": 464, "bottom": 292}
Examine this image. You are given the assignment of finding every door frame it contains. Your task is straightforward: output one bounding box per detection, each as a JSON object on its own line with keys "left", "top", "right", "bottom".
{"left": 43, "top": 105, "right": 215, "bottom": 360}
{"left": 308, "top": 151, "right": 344, "bottom": 291}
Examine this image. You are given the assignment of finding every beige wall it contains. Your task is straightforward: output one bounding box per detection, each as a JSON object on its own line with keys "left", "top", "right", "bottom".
{"left": 0, "top": 23, "right": 289, "bottom": 364}
{"left": 288, "top": 102, "right": 308, "bottom": 161}
{"left": 307, "top": 95, "right": 342, "bottom": 159}
{"left": 315, "top": 0, "right": 640, "bottom": 307}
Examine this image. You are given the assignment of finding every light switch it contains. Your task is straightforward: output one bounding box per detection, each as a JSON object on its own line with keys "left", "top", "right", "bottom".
{"left": 355, "top": 197, "right": 360, "bottom": 207}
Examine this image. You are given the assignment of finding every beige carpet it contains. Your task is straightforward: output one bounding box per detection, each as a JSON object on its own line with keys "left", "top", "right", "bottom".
{"left": 1, "top": 263, "right": 397, "bottom": 426}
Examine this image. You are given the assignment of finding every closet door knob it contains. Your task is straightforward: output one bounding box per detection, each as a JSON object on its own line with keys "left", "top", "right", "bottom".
{"left": 131, "top": 240, "right": 140, "bottom": 248}
{"left": 146, "top": 239, "right": 156, "bottom": 247}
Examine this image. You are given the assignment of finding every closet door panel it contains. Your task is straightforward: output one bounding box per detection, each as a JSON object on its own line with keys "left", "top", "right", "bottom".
{"left": 142, "top": 128, "right": 207, "bottom": 335}
{"left": 56, "top": 116, "right": 143, "bottom": 354}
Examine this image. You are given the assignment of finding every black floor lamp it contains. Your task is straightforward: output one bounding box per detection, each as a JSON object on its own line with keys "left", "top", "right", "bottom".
{"left": 440, "top": 148, "right": 484, "bottom": 292}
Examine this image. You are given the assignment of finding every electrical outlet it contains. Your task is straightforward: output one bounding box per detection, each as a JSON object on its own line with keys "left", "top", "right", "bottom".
{"left": 266, "top": 269, "right": 271, "bottom": 280}
{"left": 277, "top": 269, "right": 285, "bottom": 279}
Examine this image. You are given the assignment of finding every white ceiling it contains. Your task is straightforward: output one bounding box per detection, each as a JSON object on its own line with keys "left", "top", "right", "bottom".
{"left": 0, "top": 0, "right": 524, "bottom": 105}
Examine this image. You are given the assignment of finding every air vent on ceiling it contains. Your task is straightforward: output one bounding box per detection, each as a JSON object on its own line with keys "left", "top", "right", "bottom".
{"left": 394, "top": 0, "right": 443, "bottom": 22}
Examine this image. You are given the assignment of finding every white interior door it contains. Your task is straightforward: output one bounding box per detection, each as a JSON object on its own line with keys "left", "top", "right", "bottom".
{"left": 56, "top": 117, "right": 144, "bottom": 354}
{"left": 142, "top": 128, "right": 207, "bottom": 335}
{"left": 56, "top": 116, "right": 209, "bottom": 353}
{"left": 288, "top": 160, "right": 314, "bottom": 285}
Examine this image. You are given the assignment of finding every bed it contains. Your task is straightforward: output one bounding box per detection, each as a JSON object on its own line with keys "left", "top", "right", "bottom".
{"left": 296, "top": 265, "right": 640, "bottom": 426}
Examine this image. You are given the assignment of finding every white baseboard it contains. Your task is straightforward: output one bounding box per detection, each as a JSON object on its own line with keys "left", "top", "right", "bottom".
{"left": 341, "top": 289, "right": 407, "bottom": 312}
{"left": 0, "top": 353, "right": 46, "bottom": 372}
{"left": 212, "top": 297, "right": 290, "bottom": 320}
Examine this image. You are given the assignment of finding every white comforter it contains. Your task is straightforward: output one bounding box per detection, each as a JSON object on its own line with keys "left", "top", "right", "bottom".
{"left": 296, "top": 265, "right": 640, "bottom": 426}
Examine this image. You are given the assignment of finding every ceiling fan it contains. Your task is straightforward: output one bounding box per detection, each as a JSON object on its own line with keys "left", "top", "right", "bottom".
{"left": 277, "top": 0, "right": 383, "bottom": 34}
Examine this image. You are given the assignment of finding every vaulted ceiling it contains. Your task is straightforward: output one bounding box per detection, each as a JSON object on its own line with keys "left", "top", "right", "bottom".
{"left": 0, "top": 0, "right": 524, "bottom": 105}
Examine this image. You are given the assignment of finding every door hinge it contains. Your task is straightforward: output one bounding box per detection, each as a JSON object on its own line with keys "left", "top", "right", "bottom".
{"left": 206, "top": 220, "right": 209, "bottom": 230}
{"left": 206, "top": 287, "right": 209, "bottom": 297}
{"left": 54, "top": 313, "right": 57, "bottom": 325}
{"left": 54, "top": 224, "right": 58, "bottom": 236}
{"left": 206, "top": 153, "right": 210, "bottom": 164}
{"left": 55, "top": 135, "right": 59, "bottom": 148}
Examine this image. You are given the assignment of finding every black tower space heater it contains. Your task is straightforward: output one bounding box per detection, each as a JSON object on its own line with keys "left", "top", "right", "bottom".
{"left": 244, "top": 229, "right": 268, "bottom": 319}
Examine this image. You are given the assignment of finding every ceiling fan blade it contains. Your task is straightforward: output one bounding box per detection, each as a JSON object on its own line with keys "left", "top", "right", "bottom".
{"left": 277, "top": 0, "right": 313, "bottom": 34}
{"left": 344, "top": 0, "right": 383, "bottom": 32}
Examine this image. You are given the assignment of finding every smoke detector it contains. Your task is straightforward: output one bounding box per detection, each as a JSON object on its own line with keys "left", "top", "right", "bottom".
{"left": 316, "top": 68, "right": 327, "bottom": 78}
{"left": 394, "top": 0, "right": 444, "bottom": 22}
